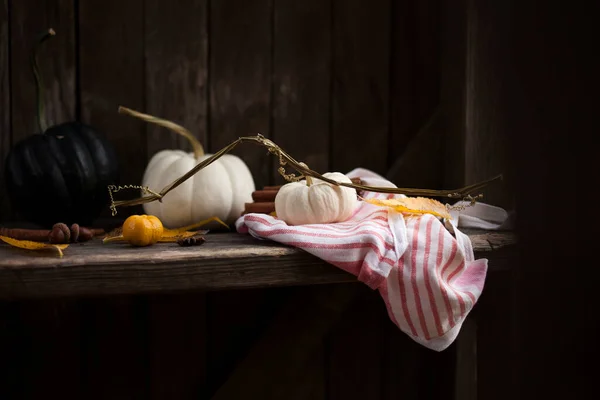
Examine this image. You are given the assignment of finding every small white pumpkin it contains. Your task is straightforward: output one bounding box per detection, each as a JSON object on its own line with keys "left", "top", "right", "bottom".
{"left": 137, "top": 114, "right": 255, "bottom": 228}
{"left": 274, "top": 172, "right": 358, "bottom": 225}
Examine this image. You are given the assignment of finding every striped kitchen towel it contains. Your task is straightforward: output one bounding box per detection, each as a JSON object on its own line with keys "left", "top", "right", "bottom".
{"left": 235, "top": 168, "right": 508, "bottom": 351}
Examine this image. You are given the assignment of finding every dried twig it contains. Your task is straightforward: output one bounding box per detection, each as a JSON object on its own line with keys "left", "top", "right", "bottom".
{"left": 109, "top": 106, "right": 502, "bottom": 216}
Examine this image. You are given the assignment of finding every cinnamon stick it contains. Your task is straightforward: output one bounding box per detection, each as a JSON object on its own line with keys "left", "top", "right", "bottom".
{"left": 0, "top": 225, "right": 102, "bottom": 243}
{"left": 0, "top": 227, "right": 50, "bottom": 242}
{"left": 252, "top": 190, "right": 279, "bottom": 202}
{"left": 243, "top": 202, "right": 276, "bottom": 215}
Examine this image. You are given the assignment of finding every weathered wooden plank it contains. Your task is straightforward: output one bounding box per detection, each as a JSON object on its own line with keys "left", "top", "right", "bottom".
{"left": 297, "top": 346, "right": 326, "bottom": 400}
{"left": 388, "top": 0, "right": 440, "bottom": 166}
{"left": 209, "top": 0, "right": 272, "bottom": 188}
{"left": 509, "top": 21, "right": 586, "bottom": 399}
{"left": 7, "top": 0, "right": 76, "bottom": 223}
{"left": 144, "top": 0, "right": 208, "bottom": 159}
{"left": 441, "top": 0, "right": 513, "bottom": 208}
{"left": 1, "top": 7, "right": 83, "bottom": 389}
{"left": 440, "top": 0, "right": 467, "bottom": 191}
{"left": 210, "top": 284, "right": 360, "bottom": 400}
{"left": 386, "top": 109, "right": 445, "bottom": 190}
{"left": 10, "top": 0, "right": 76, "bottom": 138}
{"left": 463, "top": 0, "right": 513, "bottom": 209}
{"left": 382, "top": 319, "right": 423, "bottom": 400}
{"left": 387, "top": 0, "right": 414, "bottom": 167}
{"left": 388, "top": 0, "right": 442, "bottom": 188}
{"left": 11, "top": 299, "right": 84, "bottom": 399}
{"left": 472, "top": 271, "right": 514, "bottom": 400}
{"left": 383, "top": 316, "right": 456, "bottom": 399}
{"left": 80, "top": 296, "right": 149, "bottom": 400}
{"left": 0, "top": 230, "right": 517, "bottom": 299}
{"left": 147, "top": 293, "right": 207, "bottom": 399}
{"left": 454, "top": 316, "right": 478, "bottom": 400}
{"left": 331, "top": 0, "right": 390, "bottom": 175}
{"left": 0, "top": 0, "right": 9, "bottom": 222}
{"left": 326, "top": 289, "right": 384, "bottom": 400}
{"left": 206, "top": 288, "right": 286, "bottom": 397}
{"left": 0, "top": 301, "right": 23, "bottom": 399}
{"left": 413, "top": 0, "right": 441, "bottom": 130}
{"left": 272, "top": 0, "right": 331, "bottom": 182}
{"left": 207, "top": 289, "right": 324, "bottom": 400}
{"left": 79, "top": 0, "right": 145, "bottom": 195}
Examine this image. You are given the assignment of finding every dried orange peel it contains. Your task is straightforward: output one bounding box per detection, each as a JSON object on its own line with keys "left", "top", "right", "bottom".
{"left": 361, "top": 197, "right": 452, "bottom": 220}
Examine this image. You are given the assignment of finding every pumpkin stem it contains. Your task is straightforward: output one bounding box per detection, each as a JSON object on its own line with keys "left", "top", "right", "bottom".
{"left": 118, "top": 106, "right": 205, "bottom": 158}
{"left": 299, "top": 162, "right": 313, "bottom": 186}
{"left": 31, "top": 28, "right": 55, "bottom": 133}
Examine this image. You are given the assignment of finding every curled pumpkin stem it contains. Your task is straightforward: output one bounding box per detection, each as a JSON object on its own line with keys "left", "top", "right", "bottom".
{"left": 109, "top": 106, "right": 503, "bottom": 215}
{"left": 118, "top": 106, "right": 205, "bottom": 158}
{"left": 32, "top": 28, "right": 56, "bottom": 133}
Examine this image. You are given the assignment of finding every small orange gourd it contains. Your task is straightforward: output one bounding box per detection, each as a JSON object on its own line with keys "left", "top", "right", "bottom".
{"left": 121, "top": 214, "right": 164, "bottom": 246}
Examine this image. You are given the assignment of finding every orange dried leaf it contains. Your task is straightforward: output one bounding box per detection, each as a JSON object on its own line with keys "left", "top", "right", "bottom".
{"left": 158, "top": 230, "right": 206, "bottom": 242}
{"left": 162, "top": 228, "right": 208, "bottom": 239}
{"left": 103, "top": 216, "right": 222, "bottom": 245}
{"left": 102, "top": 227, "right": 125, "bottom": 244}
{"left": 363, "top": 197, "right": 452, "bottom": 220}
{"left": 0, "top": 235, "right": 69, "bottom": 257}
{"left": 165, "top": 216, "right": 229, "bottom": 235}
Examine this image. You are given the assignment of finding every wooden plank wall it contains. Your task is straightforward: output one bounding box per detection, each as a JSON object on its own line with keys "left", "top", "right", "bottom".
{"left": 0, "top": 0, "right": 9, "bottom": 218}
{"left": 0, "top": 0, "right": 443, "bottom": 224}
{"left": 441, "top": 0, "right": 514, "bottom": 210}
{"left": 0, "top": 1, "right": 487, "bottom": 400}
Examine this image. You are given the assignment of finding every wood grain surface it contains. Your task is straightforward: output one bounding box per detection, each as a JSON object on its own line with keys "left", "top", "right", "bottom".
{"left": 0, "top": 229, "right": 516, "bottom": 299}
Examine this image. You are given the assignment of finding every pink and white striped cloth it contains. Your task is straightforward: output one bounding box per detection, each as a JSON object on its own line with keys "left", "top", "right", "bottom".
{"left": 235, "top": 168, "right": 509, "bottom": 351}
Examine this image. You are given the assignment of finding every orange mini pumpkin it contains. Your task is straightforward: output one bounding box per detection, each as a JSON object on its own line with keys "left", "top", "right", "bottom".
{"left": 121, "top": 215, "right": 164, "bottom": 246}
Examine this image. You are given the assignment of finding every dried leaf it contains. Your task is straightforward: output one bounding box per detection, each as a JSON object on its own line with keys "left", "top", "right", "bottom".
{"left": 162, "top": 228, "right": 209, "bottom": 239}
{"left": 102, "top": 227, "right": 124, "bottom": 244}
{"left": 102, "top": 216, "right": 225, "bottom": 245}
{"left": 160, "top": 216, "right": 227, "bottom": 241}
{"left": 0, "top": 235, "right": 69, "bottom": 257}
{"left": 363, "top": 197, "right": 452, "bottom": 220}
{"left": 164, "top": 216, "right": 229, "bottom": 235}
{"left": 158, "top": 230, "right": 207, "bottom": 242}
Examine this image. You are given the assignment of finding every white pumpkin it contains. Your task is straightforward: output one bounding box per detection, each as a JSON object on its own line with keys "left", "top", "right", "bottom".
{"left": 142, "top": 151, "right": 254, "bottom": 228}
{"left": 274, "top": 172, "right": 358, "bottom": 225}
{"left": 116, "top": 107, "right": 255, "bottom": 228}
{"left": 141, "top": 135, "right": 256, "bottom": 231}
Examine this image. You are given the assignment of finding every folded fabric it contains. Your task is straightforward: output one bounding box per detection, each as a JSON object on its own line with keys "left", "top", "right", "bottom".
{"left": 236, "top": 168, "right": 507, "bottom": 351}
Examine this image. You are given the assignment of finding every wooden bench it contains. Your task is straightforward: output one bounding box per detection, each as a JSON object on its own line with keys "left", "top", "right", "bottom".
{"left": 0, "top": 229, "right": 516, "bottom": 299}
{"left": 0, "top": 229, "right": 516, "bottom": 399}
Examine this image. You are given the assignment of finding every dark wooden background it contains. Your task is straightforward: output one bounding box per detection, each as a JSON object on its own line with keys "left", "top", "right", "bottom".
{"left": 0, "top": 0, "right": 507, "bottom": 225}
{"left": 0, "top": 0, "right": 548, "bottom": 399}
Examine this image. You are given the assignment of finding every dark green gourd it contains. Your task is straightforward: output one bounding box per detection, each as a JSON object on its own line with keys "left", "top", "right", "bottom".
{"left": 4, "top": 29, "right": 119, "bottom": 227}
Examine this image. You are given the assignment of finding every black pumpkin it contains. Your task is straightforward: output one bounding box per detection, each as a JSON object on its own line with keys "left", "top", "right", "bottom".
{"left": 4, "top": 29, "right": 119, "bottom": 228}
